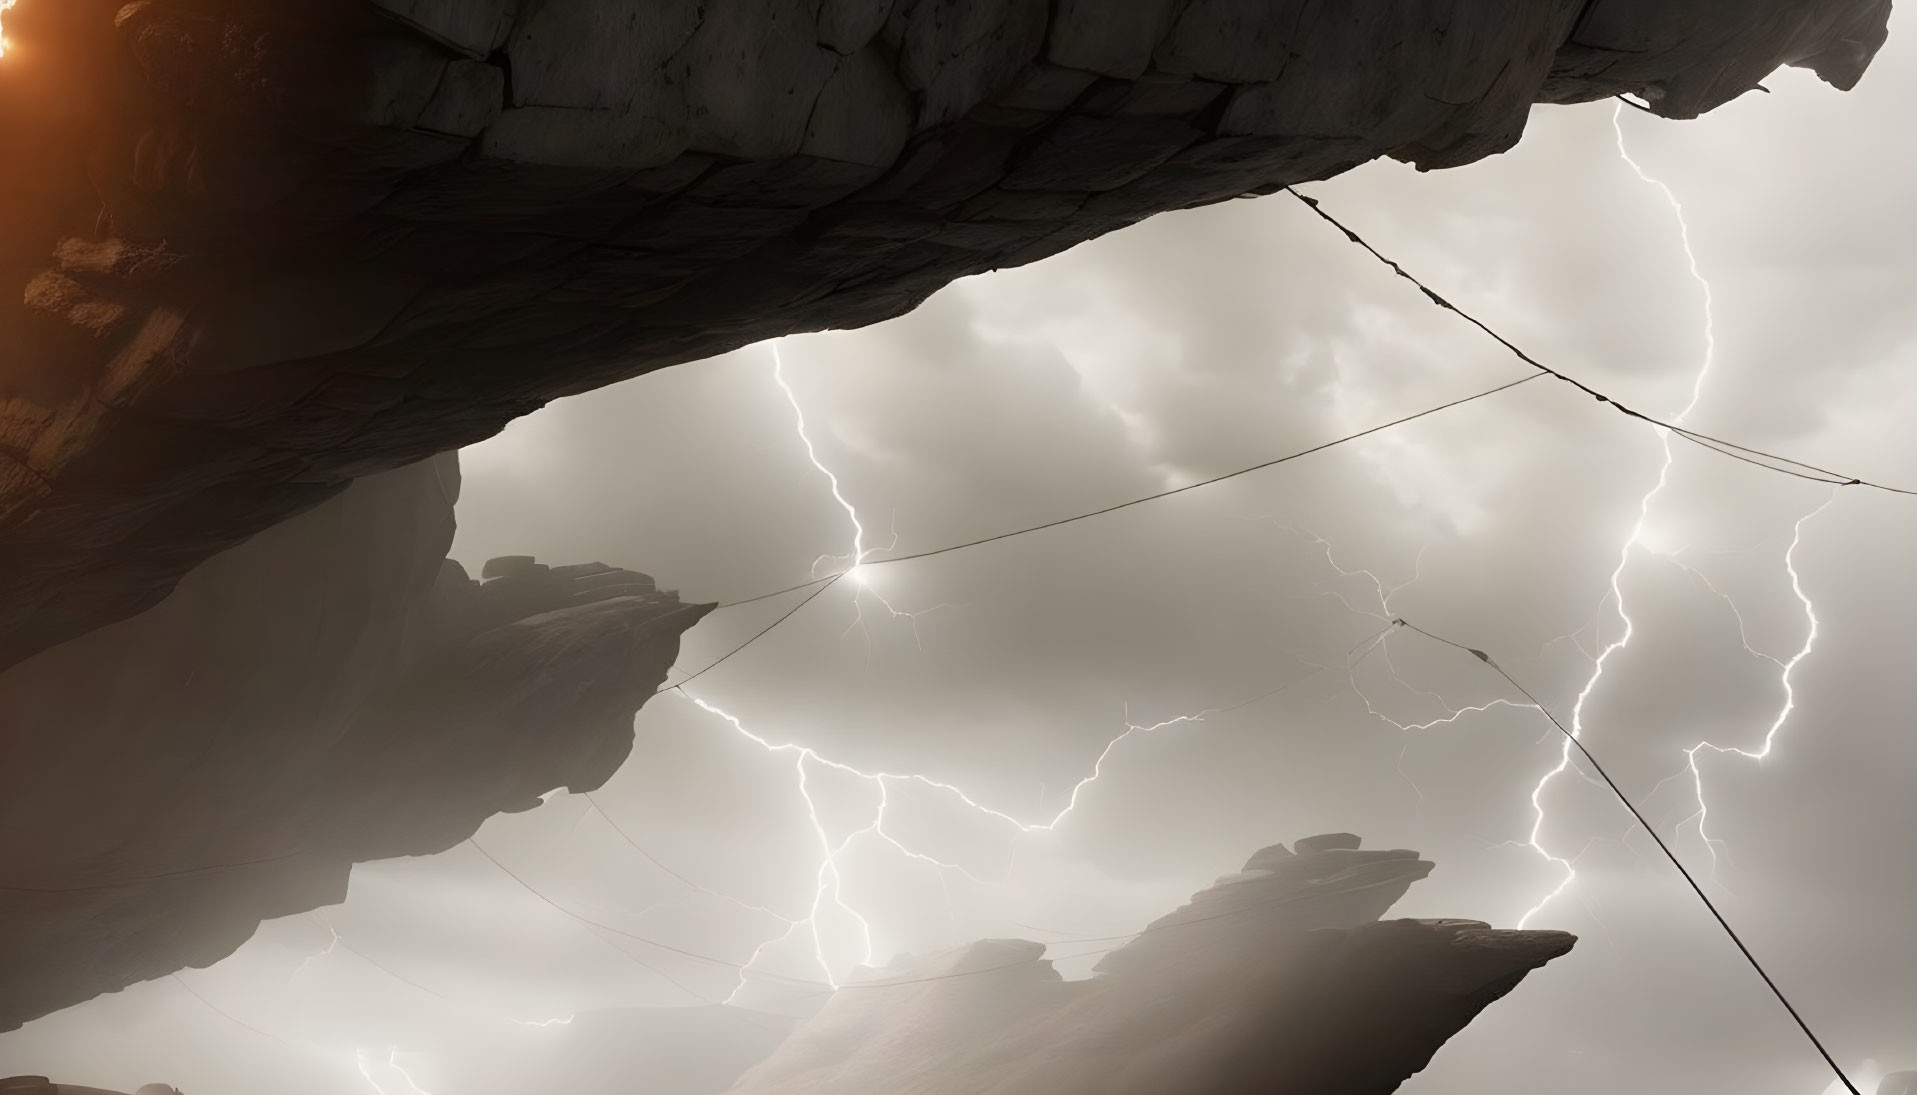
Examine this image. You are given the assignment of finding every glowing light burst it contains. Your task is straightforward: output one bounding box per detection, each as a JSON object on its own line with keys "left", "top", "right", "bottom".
{"left": 689, "top": 342, "right": 1235, "bottom": 999}
{"left": 0, "top": 0, "right": 14, "bottom": 58}
{"left": 770, "top": 343, "right": 954, "bottom": 653}
{"left": 1517, "top": 103, "right": 1823, "bottom": 927}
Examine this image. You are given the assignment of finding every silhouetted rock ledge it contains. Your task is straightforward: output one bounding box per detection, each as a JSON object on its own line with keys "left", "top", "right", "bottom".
{"left": 0, "top": 0, "right": 1892, "bottom": 672}
{"left": 725, "top": 836, "right": 1577, "bottom": 1095}
{"left": 0, "top": 455, "right": 709, "bottom": 1032}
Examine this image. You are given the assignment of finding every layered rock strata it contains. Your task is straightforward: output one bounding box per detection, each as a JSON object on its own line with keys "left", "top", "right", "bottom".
{"left": 0, "top": 0, "right": 1892, "bottom": 670}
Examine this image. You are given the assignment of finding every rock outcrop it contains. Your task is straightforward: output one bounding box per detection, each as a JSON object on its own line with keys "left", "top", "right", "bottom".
{"left": 725, "top": 835, "right": 1577, "bottom": 1095}
{"left": 0, "top": 0, "right": 1892, "bottom": 672}
{"left": 0, "top": 453, "right": 710, "bottom": 1032}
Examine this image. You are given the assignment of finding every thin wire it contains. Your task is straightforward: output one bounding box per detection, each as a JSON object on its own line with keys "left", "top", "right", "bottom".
{"left": 479, "top": 631, "right": 1437, "bottom": 1002}
{"left": 717, "top": 575, "right": 838, "bottom": 609}
{"left": 170, "top": 973, "right": 296, "bottom": 1048}
{"left": 311, "top": 912, "right": 467, "bottom": 1009}
{"left": 1393, "top": 618, "right": 1861, "bottom": 1095}
{"left": 661, "top": 574, "right": 847, "bottom": 692}
{"left": 873, "top": 374, "right": 1543, "bottom": 568}
{"left": 661, "top": 377, "right": 1540, "bottom": 686}
{"left": 467, "top": 839, "right": 714, "bottom": 1003}
{"left": 1284, "top": 186, "right": 1916, "bottom": 499}
{"left": 580, "top": 793, "right": 731, "bottom": 894}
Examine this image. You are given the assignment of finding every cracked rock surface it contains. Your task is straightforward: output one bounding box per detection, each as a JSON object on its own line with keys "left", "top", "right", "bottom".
{"left": 0, "top": 0, "right": 1891, "bottom": 672}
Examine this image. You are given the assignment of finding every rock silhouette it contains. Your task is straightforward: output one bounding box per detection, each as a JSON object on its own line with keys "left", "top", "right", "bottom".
{"left": 726, "top": 835, "right": 1576, "bottom": 1095}
{"left": 0, "top": 0, "right": 1887, "bottom": 1075}
{"left": 0, "top": 0, "right": 1891, "bottom": 671}
{"left": 0, "top": 455, "right": 708, "bottom": 1031}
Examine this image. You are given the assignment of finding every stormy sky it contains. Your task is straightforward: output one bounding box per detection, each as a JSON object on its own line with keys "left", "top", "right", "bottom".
{"left": 7, "top": 13, "right": 1917, "bottom": 1095}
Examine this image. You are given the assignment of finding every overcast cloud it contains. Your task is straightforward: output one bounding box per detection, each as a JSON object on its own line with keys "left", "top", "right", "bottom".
{"left": 7, "top": 12, "right": 1917, "bottom": 1095}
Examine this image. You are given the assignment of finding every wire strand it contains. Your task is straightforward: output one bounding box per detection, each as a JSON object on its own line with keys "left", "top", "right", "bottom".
{"left": 1284, "top": 185, "right": 1915, "bottom": 500}
{"left": 663, "top": 574, "right": 847, "bottom": 692}
{"left": 663, "top": 378, "right": 1539, "bottom": 687}
{"left": 872, "top": 374, "right": 1543, "bottom": 568}
{"left": 1392, "top": 618, "right": 1861, "bottom": 1095}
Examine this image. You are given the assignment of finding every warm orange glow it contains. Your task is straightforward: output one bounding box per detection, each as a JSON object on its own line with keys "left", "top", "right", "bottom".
{"left": 0, "top": 0, "right": 14, "bottom": 58}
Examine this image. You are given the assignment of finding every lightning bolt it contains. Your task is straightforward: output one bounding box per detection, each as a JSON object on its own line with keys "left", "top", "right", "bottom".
{"left": 770, "top": 343, "right": 954, "bottom": 656}
{"left": 1675, "top": 492, "right": 1834, "bottom": 873}
{"left": 688, "top": 693, "right": 1226, "bottom": 999}
{"left": 1517, "top": 102, "right": 1722, "bottom": 927}
{"left": 678, "top": 343, "right": 1254, "bottom": 1001}
{"left": 1520, "top": 102, "right": 1828, "bottom": 927}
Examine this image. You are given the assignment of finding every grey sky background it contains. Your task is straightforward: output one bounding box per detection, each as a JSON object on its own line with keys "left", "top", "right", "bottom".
{"left": 6, "top": 13, "right": 1917, "bottom": 1095}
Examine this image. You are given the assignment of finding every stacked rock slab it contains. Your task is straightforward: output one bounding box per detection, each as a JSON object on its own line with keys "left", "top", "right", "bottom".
{"left": 0, "top": 0, "right": 1893, "bottom": 673}
{"left": 0, "top": 453, "right": 711, "bottom": 1031}
{"left": 725, "top": 835, "right": 1576, "bottom": 1095}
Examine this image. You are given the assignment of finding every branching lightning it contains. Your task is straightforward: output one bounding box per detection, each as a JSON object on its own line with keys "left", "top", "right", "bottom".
{"left": 1254, "top": 517, "right": 1541, "bottom": 739}
{"left": 673, "top": 343, "right": 1263, "bottom": 999}
{"left": 688, "top": 692, "right": 1222, "bottom": 998}
{"left": 771, "top": 343, "right": 956, "bottom": 655}
{"left": 1518, "top": 103, "right": 1830, "bottom": 927}
{"left": 1674, "top": 492, "right": 1834, "bottom": 873}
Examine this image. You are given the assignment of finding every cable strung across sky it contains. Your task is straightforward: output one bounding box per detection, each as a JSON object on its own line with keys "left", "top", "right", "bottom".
{"left": 665, "top": 189, "right": 1916, "bottom": 687}
{"left": 1280, "top": 186, "right": 1917, "bottom": 498}
{"left": 663, "top": 370, "right": 1545, "bottom": 690}
{"left": 1392, "top": 619, "right": 1861, "bottom": 1095}
{"left": 135, "top": 95, "right": 1905, "bottom": 1089}
{"left": 625, "top": 132, "right": 1886, "bottom": 1085}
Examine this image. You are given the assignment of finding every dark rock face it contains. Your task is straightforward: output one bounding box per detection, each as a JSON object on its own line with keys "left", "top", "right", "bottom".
{"left": 0, "top": 454, "right": 710, "bottom": 1032}
{"left": 0, "top": 0, "right": 1892, "bottom": 672}
{"left": 725, "top": 835, "right": 1576, "bottom": 1095}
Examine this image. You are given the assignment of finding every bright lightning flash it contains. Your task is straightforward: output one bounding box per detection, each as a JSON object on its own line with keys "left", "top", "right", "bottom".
{"left": 1519, "top": 103, "right": 1827, "bottom": 927}
{"left": 770, "top": 343, "right": 954, "bottom": 652}
{"left": 1675, "top": 493, "right": 1834, "bottom": 872}
{"left": 691, "top": 693, "right": 1217, "bottom": 999}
